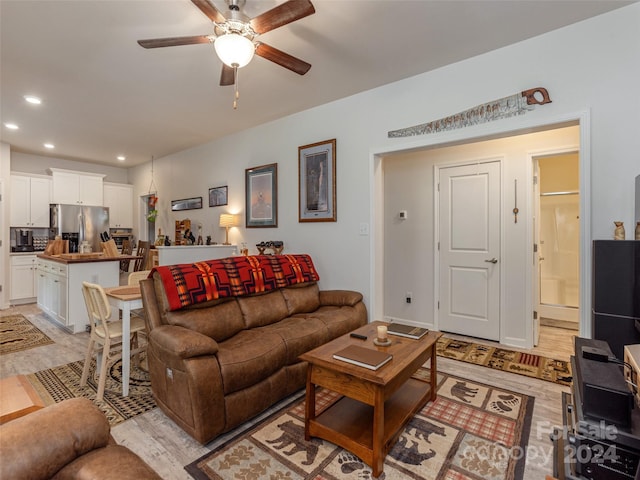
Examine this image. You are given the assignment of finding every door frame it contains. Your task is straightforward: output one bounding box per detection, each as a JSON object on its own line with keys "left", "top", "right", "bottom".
{"left": 370, "top": 110, "right": 591, "bottom": 348}
{"left": 433, "top": 158, "right": 503, "bottom": 339}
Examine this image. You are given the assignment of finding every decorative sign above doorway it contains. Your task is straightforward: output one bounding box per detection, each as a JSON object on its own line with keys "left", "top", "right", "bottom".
{"left": 388, "top": 87, "right": 552, "bottom": 138}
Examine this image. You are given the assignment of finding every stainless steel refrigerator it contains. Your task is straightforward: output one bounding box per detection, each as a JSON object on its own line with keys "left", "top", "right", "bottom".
{"left": 592, "top": 240, "right": 640, "bottom": 360}
{"left": 50, "top": 204, "right": 110, "bottom": 254}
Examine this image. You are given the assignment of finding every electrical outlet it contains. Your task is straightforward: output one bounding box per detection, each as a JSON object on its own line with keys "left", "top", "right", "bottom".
{"left": 406, "top": 292, "right": 412, "bottom": 304}
{"left": 359, "top": 223, "right": 369, "bottom": 235}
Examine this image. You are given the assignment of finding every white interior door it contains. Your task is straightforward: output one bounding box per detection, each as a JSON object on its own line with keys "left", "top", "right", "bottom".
{"left": 438, "top": 161, "right": 501, "bottom": 340}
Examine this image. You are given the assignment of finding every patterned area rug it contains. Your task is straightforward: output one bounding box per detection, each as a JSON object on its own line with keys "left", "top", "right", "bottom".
{"left": 186, "top": 369, "right": 534, "bottom": 480}
{"left": 0, "top": 314, "right": 54, "bottom": 355}
{"left": 436, "top": 337, "right": 572, "bottom": 386}
{"left": 26, "top": 358, "right": 156, "bottom": 426}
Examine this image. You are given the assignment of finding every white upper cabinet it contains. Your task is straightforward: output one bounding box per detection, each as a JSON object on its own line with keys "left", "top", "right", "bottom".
{"left": 103, "top": 183, "right": 134, "bottom": 229}
{"left": 50, "top": 169, "right": 105, "bottom": 206}
{"left": 10, "top": 175, "right": 52, "bottom": 227}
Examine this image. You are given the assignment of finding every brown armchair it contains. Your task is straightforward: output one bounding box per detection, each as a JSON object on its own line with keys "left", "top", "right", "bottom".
{"left": 0, "top": 398, "right": 162, "bottom": 480}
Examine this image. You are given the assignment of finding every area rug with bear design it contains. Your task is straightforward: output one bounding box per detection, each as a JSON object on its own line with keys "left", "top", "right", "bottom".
{"left": 186, "top": 368, "right": 534, "bottom": 480}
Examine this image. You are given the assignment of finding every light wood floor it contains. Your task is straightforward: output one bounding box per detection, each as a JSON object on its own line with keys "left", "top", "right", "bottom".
{"left": 1, "top": 304, "right": 577, "bottom": 479}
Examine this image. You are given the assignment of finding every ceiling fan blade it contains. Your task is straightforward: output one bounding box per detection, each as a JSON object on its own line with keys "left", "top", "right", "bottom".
{"left": 255, "top": 42, "right": 311, "bottom": 75}
{"left": 191, "top": 0, "right": 226, "bottom": 23}
{"left": 137, "top": 35, "right": 212, "bottom": 49}
{"left": 250, "top": 0, "right": 315, "bottom": 35}
{"left": 220, "top": 65, "right": 235, "bottom": 86}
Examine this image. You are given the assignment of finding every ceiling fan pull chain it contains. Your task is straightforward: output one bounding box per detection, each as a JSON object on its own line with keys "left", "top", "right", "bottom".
{"left": 233, "top": 65, "right": 239, "bottom": 109}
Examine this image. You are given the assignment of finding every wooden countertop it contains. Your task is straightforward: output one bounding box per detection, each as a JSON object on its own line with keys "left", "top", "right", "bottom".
{"left": 37, "top": 253, "right": 142, "bottom": 264}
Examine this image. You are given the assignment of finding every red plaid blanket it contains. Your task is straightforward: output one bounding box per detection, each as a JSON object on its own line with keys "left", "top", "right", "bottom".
{"left": 150, "top": 254, "right": 320, "bottom": 311}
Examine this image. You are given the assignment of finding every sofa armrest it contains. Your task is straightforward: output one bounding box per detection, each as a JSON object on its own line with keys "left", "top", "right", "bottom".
{"left": 319, "top": 290, "right": 363, "bottom": 307}
{"left": 0, "top": 398, "right": 110, "bottom": 480}
{"left": 150, "top": 325, "right": 219, "bottom": 359}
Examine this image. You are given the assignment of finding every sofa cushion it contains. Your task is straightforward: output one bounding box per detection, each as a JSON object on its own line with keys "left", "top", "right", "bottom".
{"left": 164, "top": 299, "right": 245, "bottom": 342}
{"left": 237, "top": 291, "right": 289, "bottom": 328}
{"left": 259, "top": 316, "right": 329, "bottom": 364}
{"left": 281, "top": 283, "right": 320, "bottom": 315}
{"left": 300, "top": 305, "right": 365, "bottom": 338}
{"left": 216, "top": 330, "right": 287, "bottom": 394}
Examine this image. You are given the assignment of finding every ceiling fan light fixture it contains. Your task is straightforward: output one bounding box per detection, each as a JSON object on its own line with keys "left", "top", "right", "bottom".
{"left": 214, "top": 33, "right": 255, "bottom": 68}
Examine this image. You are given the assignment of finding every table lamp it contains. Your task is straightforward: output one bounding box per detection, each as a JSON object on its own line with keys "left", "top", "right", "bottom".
{"left": 219, "top": 214, "right": 237, "bottom": 245}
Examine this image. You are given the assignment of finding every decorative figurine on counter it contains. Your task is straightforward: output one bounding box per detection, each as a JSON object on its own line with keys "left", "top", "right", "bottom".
{"left": 164, "top": 236, "right": 171, "bottom": 246}
{"left": 155, "top": 228, "right": 165, "bottom": 247}
{"left": 206, "top": 235, "right": 212, "bottom": 245}
{"left": 614, "top": 221, "right": 625, "bottom": 240}
{"left": 196, "top": 224, "right": 203, "bottom": 245}
{"left": 183, "top": 229, "right": 196, "bottom": 245}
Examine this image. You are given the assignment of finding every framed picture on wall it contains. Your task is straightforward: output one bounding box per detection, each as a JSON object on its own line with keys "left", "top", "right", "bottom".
{"left": 298, "top": 139, "right": 336, "bottom": 222}
{"left": 246, "top": 163, "right": 277, "bottom": 228}
{"left": 208, "top": 186, "right": 228, "bottom": 207}
{"left": 171, "top": 196, "right": 202, "bottom": 211}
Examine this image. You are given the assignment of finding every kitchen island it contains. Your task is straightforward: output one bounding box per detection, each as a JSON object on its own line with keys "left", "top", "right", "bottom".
{"left": 36, "top": 253, "right": 138, "bottom": 333}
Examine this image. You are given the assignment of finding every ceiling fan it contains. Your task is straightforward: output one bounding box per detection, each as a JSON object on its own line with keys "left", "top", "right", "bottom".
{"left": 138, "top": 0, "right": 315, "bottom": 108}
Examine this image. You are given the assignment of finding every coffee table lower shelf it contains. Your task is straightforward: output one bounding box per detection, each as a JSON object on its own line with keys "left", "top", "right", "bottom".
{"left": 307, "top": 377, "right": 432, "bottom": 471}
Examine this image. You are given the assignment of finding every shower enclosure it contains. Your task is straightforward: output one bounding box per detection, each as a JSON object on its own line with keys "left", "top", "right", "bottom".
{"left": 537, "top": 153, "right": 580, "bottom": 327}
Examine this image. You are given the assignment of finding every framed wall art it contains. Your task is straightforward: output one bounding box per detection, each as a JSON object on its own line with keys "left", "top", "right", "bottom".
{"left": 171, "top": 196, "right": 202, "bottom": 211}
{"left": 246, "top": 163, "right": 277, "bottom": 228}
{"left": 298, "top": 139, "right": 336, "bottom": 222}
{"left": 208, "top": 186, "right": 228, "bottom": 207}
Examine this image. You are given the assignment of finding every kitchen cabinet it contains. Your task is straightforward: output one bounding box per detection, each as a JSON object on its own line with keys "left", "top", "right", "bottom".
{"left": 50, "top": 169, "right": 104, "bottom": 206}
{"left": 103, "top": 183, "right": 133, "bottom": 228}
{"left": 10, "top": 255, "right": 38, "bottom": 302}
{"left": 10, "top": 175, "right": 51, "bottom": 227}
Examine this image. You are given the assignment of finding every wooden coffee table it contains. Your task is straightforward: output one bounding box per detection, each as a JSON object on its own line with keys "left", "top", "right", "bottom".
{"left": 0, "top": 375, "right": 45, "bottom": 424}
{"left": 300, "top": 321, "right": 442, "bottom": 477}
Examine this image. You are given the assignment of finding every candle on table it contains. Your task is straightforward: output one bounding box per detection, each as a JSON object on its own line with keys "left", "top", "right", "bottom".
{"left": 377, "top": 325, "right": 388, "bottom": 341}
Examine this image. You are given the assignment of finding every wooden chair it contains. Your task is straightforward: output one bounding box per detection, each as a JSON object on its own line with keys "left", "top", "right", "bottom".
{"left": 80, "top": 281, "right": 146, "bottom": 401}
{"left": 133, "top": 241, "right": 150, "bottom": 272}
{"left": 128, "top": 270, "right": 152, "bottom": 371}
{"left": 119, "top": 238, "right": 133, "bottom": 273}
{"left": 127, "top": 270, "right": 151, "bottom": 320}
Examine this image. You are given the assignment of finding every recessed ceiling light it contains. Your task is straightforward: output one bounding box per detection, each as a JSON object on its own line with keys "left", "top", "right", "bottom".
{"left": 117, "top": 155, "right": 126, "bottom": 161}
{"left": 44, "top": 143, "right": 55, "bottom": 149}
{"left": 4, "top": 123, "right": 19, "bottom": 130}
{"left": 24, "top": 95, "right": 42, "bottom": 105}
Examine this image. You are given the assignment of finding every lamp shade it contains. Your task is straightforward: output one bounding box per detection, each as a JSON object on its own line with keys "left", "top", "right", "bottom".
{"left": 219, "top": 213, "right": 237, "bottom": 227}
{"left": 214, "top": 34, "right": 255, "bottom": 68}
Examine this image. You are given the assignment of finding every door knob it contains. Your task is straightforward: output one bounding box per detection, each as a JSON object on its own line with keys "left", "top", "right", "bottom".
{"left": 484, "top": 258, "right": 498, "bottom": 264}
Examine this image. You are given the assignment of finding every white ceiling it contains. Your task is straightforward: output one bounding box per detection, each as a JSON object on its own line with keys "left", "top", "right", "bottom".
{"left": 1, "top": 0, "right": 633, "bottom": 167}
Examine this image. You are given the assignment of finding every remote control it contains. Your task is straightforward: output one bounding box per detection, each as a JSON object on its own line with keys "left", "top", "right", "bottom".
{"left": 350, "top": 333, "right": 367, "bottom": 340}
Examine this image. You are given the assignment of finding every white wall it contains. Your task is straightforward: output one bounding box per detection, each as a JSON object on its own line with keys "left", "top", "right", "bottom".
{"left": 125, "top": 4, "right": 638, "bottom": 343}
{"left": 383, "top": 127, "right": 580, "bottom": 344}
{"left": 0, "top": 143, "right": 11, "bottom": 309}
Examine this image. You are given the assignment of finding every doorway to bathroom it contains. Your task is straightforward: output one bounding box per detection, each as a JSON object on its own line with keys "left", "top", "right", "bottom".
{"left": 534, "top": 152, "right": 580, "bottom": 331}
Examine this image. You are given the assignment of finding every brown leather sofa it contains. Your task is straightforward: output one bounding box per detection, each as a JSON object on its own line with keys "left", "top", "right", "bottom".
{"left": 141, "top": 275, "right": 367, "bottom": 444}
{"left": 0, "top": 397, "right": 162, "bottom": 480}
